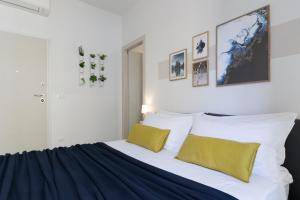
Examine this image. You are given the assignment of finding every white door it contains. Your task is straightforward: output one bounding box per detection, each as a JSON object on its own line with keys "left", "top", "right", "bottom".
{"left": 0, "top": 31, "right": 47, "bottom": 155}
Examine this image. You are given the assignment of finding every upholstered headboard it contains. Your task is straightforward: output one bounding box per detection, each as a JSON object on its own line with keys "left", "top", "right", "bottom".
{"left": 283, "top": 119, "right": 300, "bottom": 200}
{"left": 205, "top": 113, "right": 299, "bottom": 200}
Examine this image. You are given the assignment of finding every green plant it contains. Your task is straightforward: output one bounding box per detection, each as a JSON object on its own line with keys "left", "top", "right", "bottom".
{"left": 98, "top": 75, "right": 107, "bottom": 82}
{"left": 99, "top": 54, "right": 107, "bottom": 60}
{"left": 90, "top": 74, "right": 98, "bottom": 83}
{"left": 91, "top": 63, "right": 97, "bottom": 69}
{"left": 79, "top": 46, "right": 84, "bottom": 56}
{"left": 79, "top": 61, "right": 85, "bottom": 68}
{"left": 90, "top": 54, "right": 96, "bottom": 58}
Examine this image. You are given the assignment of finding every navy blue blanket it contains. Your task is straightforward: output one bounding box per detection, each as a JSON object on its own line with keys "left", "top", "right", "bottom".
{"left": 0, "top": 143, "right": 237, "bottom": 200}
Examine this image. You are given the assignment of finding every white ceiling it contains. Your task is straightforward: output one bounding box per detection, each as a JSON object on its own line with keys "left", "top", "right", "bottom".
{"left": 80, "top": 0, "right": 141, "bottom": 15}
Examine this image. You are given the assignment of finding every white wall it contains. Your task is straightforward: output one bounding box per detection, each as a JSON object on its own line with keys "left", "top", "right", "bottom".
{"left": 123, "top": 0, "right": 300, "bottom": 116}
{"left": 0, "top": 0, "right": 122, "bottom": 148}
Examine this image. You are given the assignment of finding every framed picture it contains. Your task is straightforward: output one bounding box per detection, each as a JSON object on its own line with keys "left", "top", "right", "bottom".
{"left": 192, "top": 60, "right": 209, "bottom": 87}
{"left": 192, "top": 31, "right": 209, "bottom": 61}
{"left": 169, "top": 49, "right": 187, "bottom": 81}
{"left": 216, "top": 5, "right": 270, "bottom": 86}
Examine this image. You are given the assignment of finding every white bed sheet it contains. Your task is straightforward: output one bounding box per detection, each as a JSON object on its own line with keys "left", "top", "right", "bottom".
{"left": 106, "top": 140, "right": 289, "bottom": 200}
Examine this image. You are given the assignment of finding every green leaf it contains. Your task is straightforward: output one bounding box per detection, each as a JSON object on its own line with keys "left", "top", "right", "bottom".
{"left": 79, "top": 61, "right": 85, "bottom": 68}
{"left": 99, "top": 54, "right": 107, "bottom": 60}
{"left": 98, "top": 75, "right": 107, "bottom": 82}
{"left": 91, "top": 63, "right": 97, "bottom": 69}
{"left": 90, "top": 75, "right": 98, "bottom": 83}
{"left": 79, "top": 46, "right": 84, "bottom": 56}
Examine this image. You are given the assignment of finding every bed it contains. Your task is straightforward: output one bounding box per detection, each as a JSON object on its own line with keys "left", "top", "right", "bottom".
{"left": 107, "top": 140, "right": 289, "bottom": 200}
{"left": 0, "top": 116, "right": 298, "bottom": 200}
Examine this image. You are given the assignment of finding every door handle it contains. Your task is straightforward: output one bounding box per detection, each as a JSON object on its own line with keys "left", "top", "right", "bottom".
{"left": 33, "top": 94, "right": 44, "bottom": 97}
{"left": 33, "top": 94, "right": 46, "bottom": 103}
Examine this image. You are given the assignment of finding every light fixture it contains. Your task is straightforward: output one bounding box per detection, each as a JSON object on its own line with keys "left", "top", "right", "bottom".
{"left": 141, "top": 104, "right": 151, "bottom": 114}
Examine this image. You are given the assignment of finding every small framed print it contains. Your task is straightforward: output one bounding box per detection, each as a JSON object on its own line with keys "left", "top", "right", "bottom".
{"left": 192, "top": 60, "right": 209, "bottom": 87}
{"left": 169, "top": 49, "right": 187, "bottom": 81}
{"left": 192, "top": 31, "right": 209, "bottom": 61}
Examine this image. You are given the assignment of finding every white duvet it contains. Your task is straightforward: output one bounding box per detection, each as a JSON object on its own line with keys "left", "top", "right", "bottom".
{"left": 106, "top": 140, "right": 289, "bottom": 200}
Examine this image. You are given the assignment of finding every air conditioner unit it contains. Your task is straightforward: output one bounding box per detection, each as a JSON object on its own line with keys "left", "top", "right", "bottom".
{"left": 0, "top": 0, "right": 50, "bottom": 16}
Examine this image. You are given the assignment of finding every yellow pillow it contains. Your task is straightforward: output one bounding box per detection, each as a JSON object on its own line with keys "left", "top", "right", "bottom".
{"left": 176, "top": 134, "right": 260, "bottom": 182}
{"left": 127, "top": 124, "right": 170, "bottom": 152}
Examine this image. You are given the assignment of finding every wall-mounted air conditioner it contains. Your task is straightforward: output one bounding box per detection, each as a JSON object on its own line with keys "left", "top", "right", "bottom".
{"left": 0, "top": 0, "right": 50, "bottom": 16}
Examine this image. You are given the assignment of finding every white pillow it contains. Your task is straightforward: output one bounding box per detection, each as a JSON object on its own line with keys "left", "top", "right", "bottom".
{"left": 191, "top": 113, "right": 297, "bottom": 182}
{"left": 143, "top": 113, "right": 193, "bottom": 153}
{"left": 157, "top": 110, "right": 194, "bottom": 117}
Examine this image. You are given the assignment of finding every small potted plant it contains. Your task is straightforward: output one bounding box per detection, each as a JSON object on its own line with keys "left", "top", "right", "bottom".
{"left": 90, "top": 74, "right": 98, "bottom": 85}
{"left": 90, "top": 54, "right": 96, "bottom": 62}
{"left": 90, "top": 53, "right": 96, "bottom": 66}
{"left": 80, "top": 77, "right": 85, "bottom": 85}
{"left": 98, "top": 74, "right": 107, "bottom": 87}
{"left": 98, "top": 54, "right": 107, "bottom": 72}
{"left": 98, "top": 75, "right": 107, "bottom": 82}
{"left": 99, "top": 54, "right": 107, "bottom": 60}
{"left": 79, "top": 61, "right": 85, "bottom": 68}
{"left": 91, "top": 63, "right": 97, "bottom": 70}
{"left": 79, "top": 61, "right": 85, "bottom": 73}
{"left": 79, "top": 46, "right": 84, "bottom": 57}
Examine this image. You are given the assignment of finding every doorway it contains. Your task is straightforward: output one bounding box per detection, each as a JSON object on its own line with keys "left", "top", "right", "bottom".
{"left": 0, "top": 31, "right": 48, "bottom": 154}
{"left": 122, "top": 36, "right": 145, "bottom": 139}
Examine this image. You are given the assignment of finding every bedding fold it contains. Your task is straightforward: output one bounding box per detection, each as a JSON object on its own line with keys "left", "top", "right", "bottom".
{"left": 0, "top": 143, "right": 237, "bottom": 200}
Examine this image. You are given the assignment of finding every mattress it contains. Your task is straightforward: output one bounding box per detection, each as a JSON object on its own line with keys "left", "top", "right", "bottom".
{"left": 106, "top": 140, "right": 290, "bottom": 200}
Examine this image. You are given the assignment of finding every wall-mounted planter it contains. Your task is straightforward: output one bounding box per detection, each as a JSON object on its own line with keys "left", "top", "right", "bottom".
{"left": 98, "top": 54, "right": 107, "bottom": 87}
{"left": 77, "top": 47, "right": 108, "bottom": 88}
{"left": 89, "top": 53, "right": 97, "bottom": 86}
{"left": 78, "top": 46, "right": 86, "bottom": 86}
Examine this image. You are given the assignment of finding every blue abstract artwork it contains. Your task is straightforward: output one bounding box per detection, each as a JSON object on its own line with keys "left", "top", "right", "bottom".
{"left": 216, "top": 6, "right": 270, "bottom": 86}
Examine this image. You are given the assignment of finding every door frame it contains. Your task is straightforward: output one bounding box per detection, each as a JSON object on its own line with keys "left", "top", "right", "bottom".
{"left": 121, "top": 36, "right": 146, "bottom": 139}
